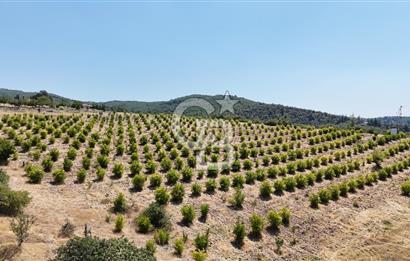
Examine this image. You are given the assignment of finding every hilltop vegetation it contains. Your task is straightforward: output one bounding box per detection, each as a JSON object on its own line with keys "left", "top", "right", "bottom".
{"left": 0, "top": 88, "right": 352, "bottom": 126}
{"left": 102, "top": 95, "right": 352, "bottom": 126}
{"left": 2, "top": 88, "right": 409, "bottom": 130}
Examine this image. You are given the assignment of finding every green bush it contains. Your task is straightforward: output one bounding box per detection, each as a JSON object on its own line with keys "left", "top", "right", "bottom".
{"left": 155, "top": 187, "right": 170, "bottom": 205}
{"left": 116, "top": 144, "right": 125, "bottom": 156}
{"left": 267, "top": 209, "right": 282, "bottom": 229}
{"left": 97, "top": 155, "right": 109, "bottom": 169}
{"left": 259, "top": 180, "right": 273, "bottom": 198}
{"left": 0, "top": 138, "right": 15, "bottom": 164}
{"left": 173, "top": 238, "right": 185, "bottom": 256}
{"left": 194, "top": 229, "right": 210, "bottom": 251}
{"left": 249, "top": 214, "right": 264, "bottom": 237}
{"left": 378, "top": 169, "right": 388, "bottom": 181}
{"left": 114, "top": 214, "right": 125, "bottom": 232}
{"left": 245, "top": 171, "right": 256, "bottom": 184}
{"left": 0, "top": 183, "right": 31, "bottom": 215}
{"left": 136, "top": 215, "right": 152, "bottom": 233}
{"left": 219, "top": 176, "right": 230, "bottom": 191}
{"left": 166, "top": 169, "right": 180, "bottom": 185}
{"left": 231, "top": 160, "right": 241, "bottom": 172}
{"left": 207, "top": 165, "right": 218, "bottom": 178}
{"left": 67, "top": 147, "right": 77, "bottom": 160}
{"left": 191, "top": 182, "right": 202, "bottom": 197}
{"left": 63, "top": 158, "right": 73, "bottom": 172}
{"left": 113, "top": 193, "right": 126, "bottom": 212}
{"left": 232, "top": 174, "right": 245, "bottom": 189}
{"left": 205, "top": 179, "right": 217, "bottom": 194}
{"left": 130, "top": 161, "right": 142, "bottom": 176}
{"left": 347, "top": 179, "right": 358, "bottom": 193}
{"left": 230, "top": 188, "right": 245, "bottom": 209}
{"left": 0, "top": 169, "right": 9, "bottom": 184}
{"left": 279, "top": 208, "right": 291, "bottom": 226}
{"left": 51, "top": 236, "right": 155, "bottom": 261}
{"left": 295, "top": 174, "right": 307, "bottom": 188}
{"left": 243, "top": 159, "right": 253, "bottom": 170}
{"left": 42, "top": 156, "right": 53, "bottom": 172}
{"left": 192, "top": 250, "right": 207, "bottom": 261}
{"left": 401, "top": 179, "right": 410, "bottom": 196}
{"left": 274, "top": 179, "right": 285, "bottom": 194}
{"left": 132, "top": 174, "right": 146, "bottom": 191}
{"left": 160, "top": 157, "right": 172, "bottom": 172}
{"left": 309, "top": 194, "right": 319, "bottom": 208}
{"left": 112, "top": 162, "right": 124, "bottom": 179}
{"left": 339, "top": 182, "right": 348, "bottom": 197}
{"left": 149, "top": 174, "right": 162, "bottom": 188}
{"left": 31, "top": 150, "right": 41, "bottom": 161}
{"left": 76, "top": 169, "right": 87, "bottom": 183}
{"left": 181, "top": 204, "right": 196, "bottom": 224}
{"left": 154, "top": 229, "right": 169, "bottom": 246}
{"left": 53, "top": 169, "right": 66, "bottom": 184}
{"left": 187, "top": 156, "right": 197, "bottom": 168}
{"left": 329, "top": 185, "right": 340, "bottom": 201}
{"left": 49, "top": 148, "right": 60, "bottom": 162}
{"left": 318, "top": 189, "right": 330, "bottom": 204}
{"left": 267, "top": 167, "right": 278, "bottom": 179}
{"left": 200, "top": 204, "right": 209, "bottom": 220}
{"left": 145, "top": 160, "right": 157, "bottom": 174}
{"left": 27, "top": 165, "right": 44, "bottom": 184}
{"left": 171, "top": 183, "right": 185, "bottom": 203}
{"left": 232, "top": 219, "right": 246, "bottom": 246}
{"left": 221, "top": 163, "right": 230, "bottom": 174}
{"left": 181, "top": 167, "right": 193, "bottom": 182}
{"left": 145, "top": 239, "right": 156, "bottom": 254}
{"left": 141, "top": 202, "right": 170, "bottom": 229}
{"left": 283, "top": 177, "right": 296, "bottom": 192}
{"left": 96, "top": 167, "right": 106, "bottom": 181}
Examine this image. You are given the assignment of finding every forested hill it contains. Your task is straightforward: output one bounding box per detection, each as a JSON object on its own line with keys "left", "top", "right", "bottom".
{"left": 102, "top": 94, "right": 351, "bottom": 126}
{"left": 0, "top": 88, "right": 385, "bottom": 127}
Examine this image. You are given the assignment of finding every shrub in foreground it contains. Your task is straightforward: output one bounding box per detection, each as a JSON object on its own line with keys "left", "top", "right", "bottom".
{"left": 77, "top": 169, "right": 87, "bottom": 183}
{"left": 267, "top": 209, "right": 282, "bottom": 229}
{"left": 232, "top": 219, "right": 246, "bottom": 246}
{"left": 154, "top": 229, "right": 170, "bottom": 245}
{"left": 27, "top": 165, "right": 45, "bottom": 183}
{"left": 173, "top": 238, "right": 185, "bottom": 256}
{"left": 249, "top": 214, "right": 264, "bottom": 238}
{"left": 194, "top": 229, "right": 210, "bottom": 251}
{"left": 402, "top": 179, "right": 410, "bottom": 196}
{"left": 113, "top": 193, "right": 126, "bottom": 212}
{"left": 51, "top": 236, "right": 155, "bottom": 261}
{"left": 0, "top": 138, "right": 15, "bottom": 164}
{"left": 53, "top": 169, "right": 66, "bottom": 184}
{"left": 181, "top": 204, "right": 196, "bottom": 225}
{"left": 0, "top": 170, "right": 31, "bottom": 215}
{"left": 140, "top": 202, "right": 170, "bottom": 229}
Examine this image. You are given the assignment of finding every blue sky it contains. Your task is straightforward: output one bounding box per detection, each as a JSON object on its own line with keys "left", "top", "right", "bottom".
{"left": 0, "top": 2, "right": 409, "bottom": 117}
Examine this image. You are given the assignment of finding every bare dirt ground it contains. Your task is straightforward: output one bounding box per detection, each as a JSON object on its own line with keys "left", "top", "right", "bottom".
{"left": 1, "top": 157, "right": 409, "bottom": 261}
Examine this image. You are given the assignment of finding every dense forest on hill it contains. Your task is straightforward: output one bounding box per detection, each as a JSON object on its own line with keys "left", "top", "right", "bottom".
{"left": 0, "top": 88, "right": 408, "bottom": 130}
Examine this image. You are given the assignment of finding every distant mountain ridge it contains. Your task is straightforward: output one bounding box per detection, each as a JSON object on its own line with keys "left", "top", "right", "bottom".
{"left": 0, "top": 88, "right": 74, "bottom": 105}
{"left": 102, "top": 94, "right": 351, "bottom": 126}
{"left": 0, "top": 88, "right": 408, "bottom": 129}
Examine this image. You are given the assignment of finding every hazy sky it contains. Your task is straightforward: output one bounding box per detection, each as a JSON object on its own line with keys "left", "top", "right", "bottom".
{"left": 0, "top": 1, "right": 409, "bottom": 117}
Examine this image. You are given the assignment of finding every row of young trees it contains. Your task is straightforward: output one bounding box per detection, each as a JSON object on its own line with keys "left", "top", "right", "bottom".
{"left": 309, "top": 156, "right": 410, "bottom": 208}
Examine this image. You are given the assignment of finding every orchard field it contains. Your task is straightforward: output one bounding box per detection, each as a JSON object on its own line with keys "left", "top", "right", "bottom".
{"left": 0, "top": 111, "right": 410, "bottom": 261}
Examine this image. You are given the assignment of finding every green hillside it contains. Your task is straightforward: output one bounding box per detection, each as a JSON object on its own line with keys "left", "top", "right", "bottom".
{"left": 1, "top": 88, "right": 408, "bottom": 129}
